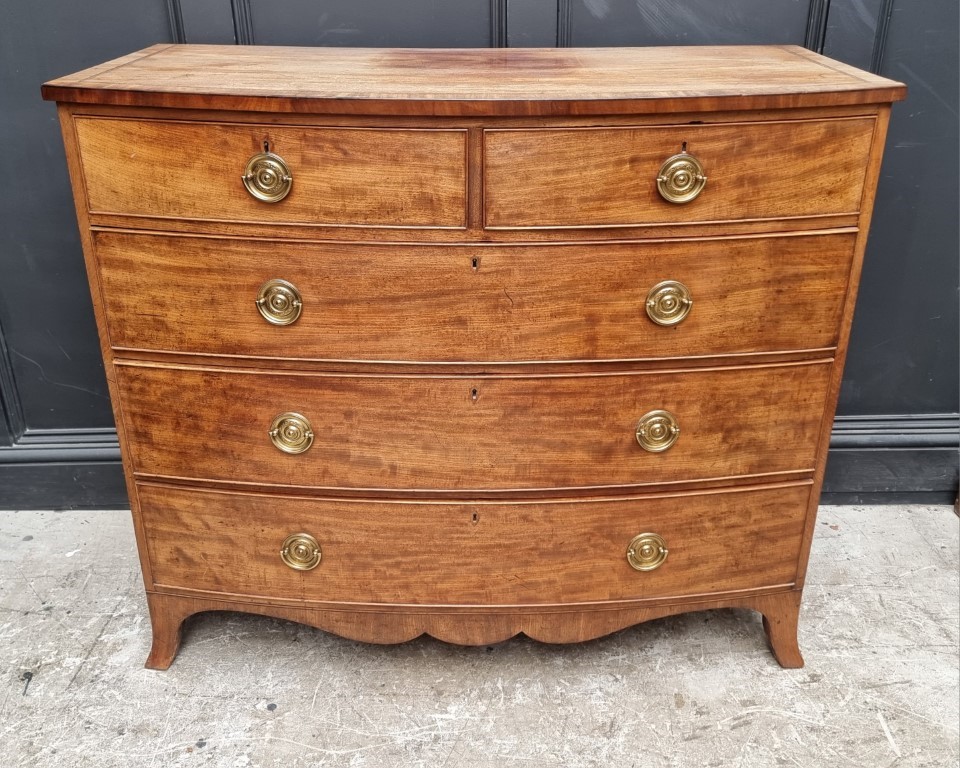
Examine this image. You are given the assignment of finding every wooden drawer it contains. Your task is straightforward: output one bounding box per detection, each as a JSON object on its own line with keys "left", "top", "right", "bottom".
{"left": 74, "top": 117, "right": 467, "bottom": 227}
{"left": 139, "top": 482, "right": 809, "bottom": 605}
{"left": 484, "top": 118, "right": 875, "bottom": 228}
{"left": 96, "top": 231, "right": 854, "bottom": 362}
{"left": 117, "top": 361, "right": 831, "bottom": 492}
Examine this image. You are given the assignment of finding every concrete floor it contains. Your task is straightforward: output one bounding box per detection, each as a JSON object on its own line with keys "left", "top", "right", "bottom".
{"left": 0, "top": 505, "right": 957, "bottom": 768}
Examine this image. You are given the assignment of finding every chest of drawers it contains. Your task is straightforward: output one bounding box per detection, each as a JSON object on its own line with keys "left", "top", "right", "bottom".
{"left": 43, "top": 45, "right": 905, "bottom": 669}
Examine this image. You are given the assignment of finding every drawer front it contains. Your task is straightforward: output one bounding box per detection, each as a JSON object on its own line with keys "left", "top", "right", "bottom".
{"left": 117, "top": 362, "right": 831, "bottom": 491}
{"left": 96, "top": 231, "right": 853, "bottom": 362}
{"left": 75, "top": 117, "right": 467, "bottom": 227}
{"left": 484, "top": 118, "right": 875, "bottom": 228}
{"left": 139, "top": 482, "right": 809, "bottom": 605}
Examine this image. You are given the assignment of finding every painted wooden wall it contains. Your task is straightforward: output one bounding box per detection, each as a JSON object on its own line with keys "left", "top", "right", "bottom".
{"left": 1, "top": 0, "right": 956, "bottom": 506}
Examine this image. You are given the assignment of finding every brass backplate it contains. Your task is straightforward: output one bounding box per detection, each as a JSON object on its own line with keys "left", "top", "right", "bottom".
{"left": 635, "top": 409, "right": 680, "bottom": 453}
{"left": 269, "top": 412, "right": 314, "bottom": 454}
{"left": 645, "top": 280, "right": 693, "bottom": 326}
{"left": 656, "top": 152, "right": 707, "bottom": 203}
{"left": 280, "top": 532, "right": 322, "bottom": 571}
{"left": 626, "top": 533, "right": 668, "bottom": 571}
{"left": 256, "top": 278, "right": 303, "bottom": 326}
{"left": 242, "top": 151, "right": 293, "bottom": 202}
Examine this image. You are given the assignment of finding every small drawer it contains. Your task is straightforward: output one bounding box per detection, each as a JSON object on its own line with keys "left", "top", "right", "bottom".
{"left": 95, "top": 231, "right": 854, "bottom": 362}
{"left": 74, "top": 117, "right": 467, "bottom": 227}
{"left": 484, "top": 117, "right": 875, "bottom": 228}
{"left": 138, "top": 482, "right": 810, "bottom": 605}
{"left": 117, "top": 361, "right": 831, "bottom": 492}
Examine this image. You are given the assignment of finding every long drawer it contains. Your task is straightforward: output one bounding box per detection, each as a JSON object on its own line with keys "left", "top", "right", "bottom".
{"left": 139, "top": 482, "right": 810, "bottom": 605}
{"left": 484, "top": 118, "right": 875, "bottom": 228}
{"left": 74, "top": 117, "right": 467, "bottom": 227}
{"left": 117, "top": 361, "right": 831, "bottom": 492}
{"left": 95, "top": 231, "right": 854, "bottom": 362}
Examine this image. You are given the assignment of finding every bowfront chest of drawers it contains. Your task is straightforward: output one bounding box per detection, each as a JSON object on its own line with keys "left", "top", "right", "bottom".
{"left": 43, "top": 45, "right": 905, "bottom": 669}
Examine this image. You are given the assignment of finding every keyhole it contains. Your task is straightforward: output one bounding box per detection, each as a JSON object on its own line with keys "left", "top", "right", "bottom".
{"left": 471, "top": 257, "right": 480, "bottom": 271}
{"left": 470, "top": 387, "right": 479, "bottom": 401}
{"left": 263, "top": 139, "right": 270, "bottom": 153}
{"left": 471, "top": 511, "right": 479, "bottom": 524}
{"left": 681, "top": 141, "right": 687, "bottom": 153}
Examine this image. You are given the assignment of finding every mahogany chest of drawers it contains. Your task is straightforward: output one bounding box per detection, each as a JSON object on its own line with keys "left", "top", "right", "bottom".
{"left": 43, "top": 45, "right": 905, "bottom": 669}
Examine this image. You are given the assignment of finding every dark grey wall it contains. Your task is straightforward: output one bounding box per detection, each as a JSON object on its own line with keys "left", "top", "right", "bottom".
{"left": 0, "top": 0, "right": 956, "bottom": 508}
{"left": 0, "top": 2, "right": 176, "bottom": 506}
{"left": 839, "top": 0, "right": 958, "bottom": 416}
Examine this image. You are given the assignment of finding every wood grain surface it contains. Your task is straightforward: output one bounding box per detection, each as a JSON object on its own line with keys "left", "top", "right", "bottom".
{"left": 95, "top": 231, "right": 855, "bottom": 363}
{"left": 484, "top": 118, "right": 875, "bottom": 228}
{"left": 74, "top": 117, "right": 467, "bottom": 227}
{"left": 137, "top": 482, "right": 809, "bottom": 605}
{"left": 116, "top": 361, "right": 832, "bottom": 492}
{"left": 88, "top": 212, "right": 862, "bottom": 243}
{"left": 143, "top": 589, "right": 806, "bottom": 669}
{"left": 796, "top": 106, "right": 894, "bottom": 587}
{"left": 42, "top": 45, "right": 906, "bottom": 116}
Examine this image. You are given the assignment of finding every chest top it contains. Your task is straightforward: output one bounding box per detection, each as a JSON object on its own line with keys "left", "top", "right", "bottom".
{"left": 41, "top": 44, "right": 905, "bottom": 116}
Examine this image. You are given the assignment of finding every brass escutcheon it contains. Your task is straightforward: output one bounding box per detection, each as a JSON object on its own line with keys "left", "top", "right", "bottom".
{"left": 626, "top": 533, "right": 668, "bottom": 571}
{"left": 280, "top": 532, "right": 322, "bottom": 571}
{"left": 256, "top": 279, "right": 303, "bottom": 326}
{"left": 269, "top": 412, "right": 314, "bottom": 454}
{"left": 645, "top": 280, "right": 693, "bottom": 326}
{"left": 635, "top": 409, "right": 680, "bottom": 453}
{"left": 242, "top": 151, "right": 293, "bottom": 202}
{"left": 656, "top": 152, "right": 707, "bottom": 204}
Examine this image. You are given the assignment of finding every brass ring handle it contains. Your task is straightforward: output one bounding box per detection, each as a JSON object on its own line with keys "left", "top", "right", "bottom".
{"left": 645, "top": 280, "right": 693, "bottom": 326}
{"left": 269, "top": 412, "right": 314, "bottom": 454}
{"left": 242, "top": 151, "right": 293, "bottom": 202}
{"left": 256, "top": 279, "right": 303, "bottom": 326}
{"left": 635, "top": 409, "right": 680, "bottom": 453}
{"left": 280, "top": 533, "right": 322, "bottom": 571}
{"left": 627, "top": 533, "right": 668, "bottom": 571}
{"left": 656, "top": 152, "right": 707, "bottom": 204}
